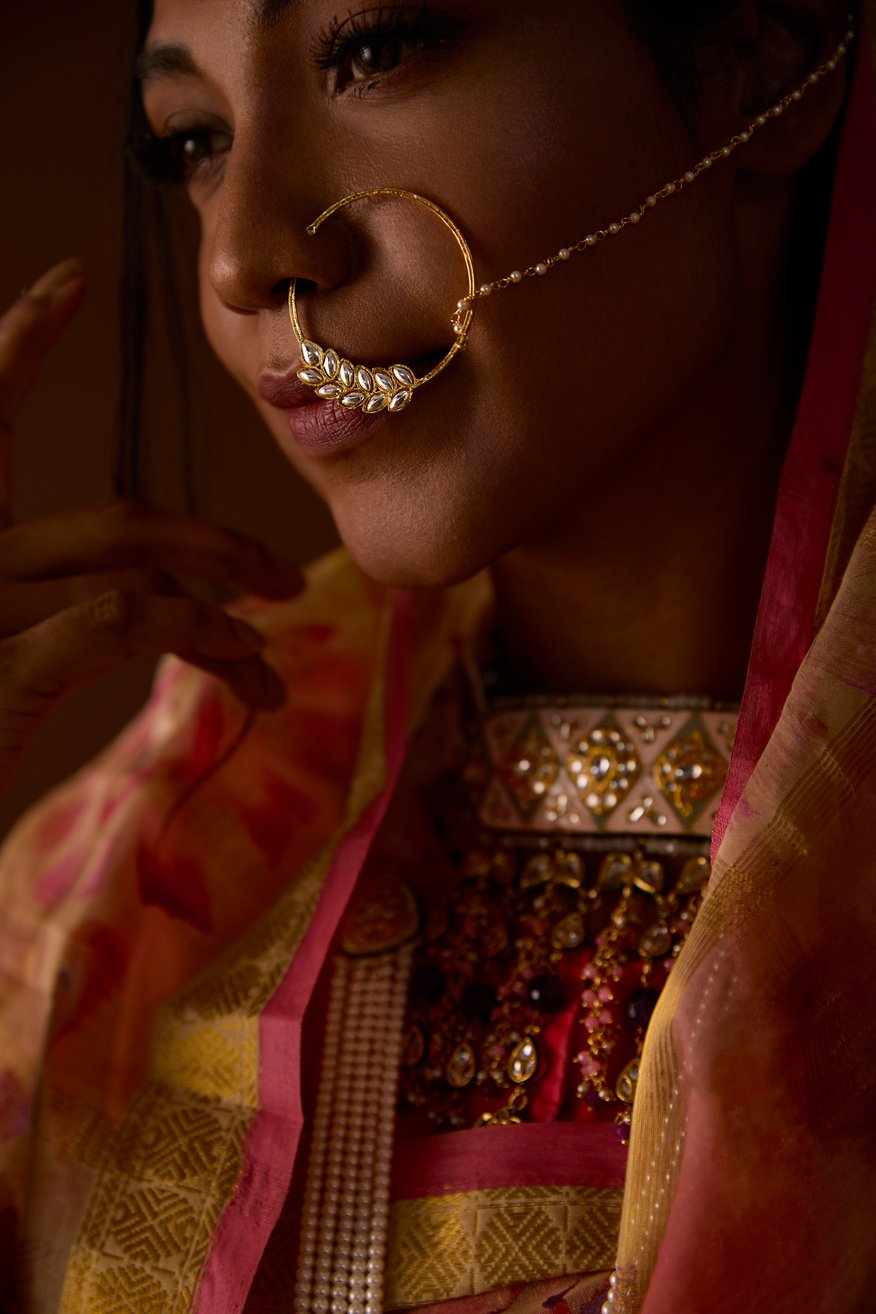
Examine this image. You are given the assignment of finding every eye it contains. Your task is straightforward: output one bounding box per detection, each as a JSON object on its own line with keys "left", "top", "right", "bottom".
{"left": 178, "top": 129, "right": 221, "bottom": 169}
{"left": 313, "top": 7, "right": 459, "bottom": 96}
{"left": 134, "top": 122, "right": 233, "bottom": 187}
{"left": 340, "top": 31, "right": 430, "bottom": 88}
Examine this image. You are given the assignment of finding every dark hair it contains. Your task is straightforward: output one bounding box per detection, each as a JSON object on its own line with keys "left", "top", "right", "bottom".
{"left": 114, "top": 0, "right": 196, "bottom": 501}
{"left": 625, "top": 0, "right": 740, "bottom": 37}
{"left": 623, "top": 1, "right": 741, "bottom": 97}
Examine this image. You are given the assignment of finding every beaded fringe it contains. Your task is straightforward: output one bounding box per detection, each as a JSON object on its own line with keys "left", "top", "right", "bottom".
{"left": 294, "top": 943, "right": 414, "bottom": 1314}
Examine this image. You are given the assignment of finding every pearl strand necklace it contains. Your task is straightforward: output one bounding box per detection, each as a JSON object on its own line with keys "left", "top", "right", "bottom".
{"left": 294, "top": 938, "right": 414, "bottom": 1314}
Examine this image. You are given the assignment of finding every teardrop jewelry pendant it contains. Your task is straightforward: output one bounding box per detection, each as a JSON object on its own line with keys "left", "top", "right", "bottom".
{"left": 288, "top": 188, "right": 477, "bottom": 413}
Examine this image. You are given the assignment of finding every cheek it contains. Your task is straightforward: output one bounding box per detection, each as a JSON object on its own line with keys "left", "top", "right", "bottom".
{"left": 482, "top": 183, "right": 738, "bottom": 474}
{"left": 452, "top": 62, "right": 734, "bottom": 457}
{"left": 324, "top": 210, "right": 739, "bottom": 594}
{"left": 324, "top": 92, "right": 741, "bottom": 583}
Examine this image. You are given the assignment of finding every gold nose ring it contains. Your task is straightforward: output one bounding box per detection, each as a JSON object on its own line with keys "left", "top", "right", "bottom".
{"left": 288, "top": 187, "right": 477, "bottom": 414}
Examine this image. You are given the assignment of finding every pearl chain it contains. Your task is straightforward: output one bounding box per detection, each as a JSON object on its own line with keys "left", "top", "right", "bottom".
{"left": 451, "top": 16, "right": 855, "bottom": 332}
{"left": 294, "top": 943, "right": 413, "bottom": 1314}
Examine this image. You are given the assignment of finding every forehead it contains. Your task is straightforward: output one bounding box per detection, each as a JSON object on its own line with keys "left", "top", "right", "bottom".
{"left": 148, "top": 0, "right": 297, "bottom": 36}
{"left": 143, "top": 0, "right": 297, "bottom": 87}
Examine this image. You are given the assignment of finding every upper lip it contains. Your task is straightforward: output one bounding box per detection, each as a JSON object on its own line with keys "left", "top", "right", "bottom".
{"left": 257, "top": 347, "right": 445, "bottom": 410}
{"left": 257, "top": 365, "right": 321, "bottom": 410}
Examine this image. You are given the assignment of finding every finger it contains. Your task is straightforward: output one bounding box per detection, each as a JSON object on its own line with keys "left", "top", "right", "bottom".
{"left": 0, "top": 258, "right": 86, "bottom": 516}
{"left": 0, "top": 590, "right": 281, "bottom": 727}
{"left": 0, "top": 567, "right": 183, "bottom": 637}
{"left": 177, "top": 652, "right": 287, "bottom": 711}
{"left": 0, "top": 258, "right": 86, "bottom": 428}
{"left": 0, "top": 573, "right": 285, "bottom": 707}
{"left": 0, "top": 498, "right": 305, "bottom": 598}
{"left": 0, "top": 595, "right": 284, "bottom": 794}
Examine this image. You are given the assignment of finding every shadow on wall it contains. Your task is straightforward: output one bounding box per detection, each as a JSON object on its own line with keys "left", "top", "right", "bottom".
{"left": 0, "top": 0, "right": 338, "bottom": 838}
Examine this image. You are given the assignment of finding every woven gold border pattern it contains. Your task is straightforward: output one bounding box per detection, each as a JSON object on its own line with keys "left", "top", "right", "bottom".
{"left": 385, "top": 1185, "right": 623, "bottom": 1309}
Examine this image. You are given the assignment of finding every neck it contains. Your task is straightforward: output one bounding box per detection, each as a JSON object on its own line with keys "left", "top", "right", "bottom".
{"left": 490, "top": 191, "right": 814, "bottom": 701}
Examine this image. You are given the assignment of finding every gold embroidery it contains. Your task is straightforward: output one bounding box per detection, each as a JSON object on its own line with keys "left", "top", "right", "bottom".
{"left": 63, "top": 1084, "right": 252, "bottom": 1313}
{"left": 652, "top": 726, "right": 727, "bottom": 822}
{"left": 477, "top": 704, "right": 738, "bottom": 836}
{"left": 567, "top": 723, "right": 641, "bottom": 818}
{"left": 385, "top": 1185, "right": 623, "bottom": 1309}
{"left": 500, "top": 716, "right": 561, "bottom": 821}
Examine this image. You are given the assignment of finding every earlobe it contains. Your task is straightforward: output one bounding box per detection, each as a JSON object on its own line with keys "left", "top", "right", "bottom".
{"left": 730, "top": 0, "right": 851, "bottom": 174}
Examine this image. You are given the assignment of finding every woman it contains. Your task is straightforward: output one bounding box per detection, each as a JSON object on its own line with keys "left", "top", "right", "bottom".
{"left": 0, "top": 1, "right": 874, "bottom": 1310}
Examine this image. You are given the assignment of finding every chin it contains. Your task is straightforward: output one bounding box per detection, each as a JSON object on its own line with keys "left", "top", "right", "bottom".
{"left": 330, "top": 499, "right": 497, "bottom": 592}
{"left": 337, "top": 531, "right": 489, "bottom": 592}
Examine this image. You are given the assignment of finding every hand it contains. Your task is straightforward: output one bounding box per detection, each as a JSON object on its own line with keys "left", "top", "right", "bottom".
{"left": 0, "top": 258, "right": 304, "bottom": 796}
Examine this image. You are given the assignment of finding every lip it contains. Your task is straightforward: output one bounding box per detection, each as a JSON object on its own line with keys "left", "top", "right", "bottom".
{"left": 257, "top": 349, "right": 443, "bottom": 457}
{"left": 256, "top": 369, "right": 381, "bottom": 456}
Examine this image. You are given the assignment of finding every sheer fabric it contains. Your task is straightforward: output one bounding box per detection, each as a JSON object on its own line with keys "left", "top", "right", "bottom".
{"left": 618, "top": 10, "right": 876, "bottom": 1308}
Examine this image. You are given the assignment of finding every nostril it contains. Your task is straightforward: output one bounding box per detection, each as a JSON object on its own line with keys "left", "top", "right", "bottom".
{"left": 280, "top": 276, "right": 317, "bottom": 294}
{"left": 273, "top": 275, "right": 317, "bottom": 303}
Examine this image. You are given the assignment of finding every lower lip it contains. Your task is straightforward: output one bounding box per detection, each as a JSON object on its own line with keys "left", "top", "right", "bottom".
{"left": 283, "top": 398, "right": 389, "bottom": 455}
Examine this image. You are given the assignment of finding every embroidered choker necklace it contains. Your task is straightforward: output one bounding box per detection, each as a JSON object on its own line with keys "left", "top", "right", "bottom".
{"left": 466, "top": 693, "right": 737, "bottom": 841}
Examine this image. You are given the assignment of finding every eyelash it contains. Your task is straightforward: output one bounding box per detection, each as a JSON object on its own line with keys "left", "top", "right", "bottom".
{"left": 136, "top": 4, "right": 456, "bottom": 188}
{"left": 312, "top": 4, "right": 455, "bottom": 92}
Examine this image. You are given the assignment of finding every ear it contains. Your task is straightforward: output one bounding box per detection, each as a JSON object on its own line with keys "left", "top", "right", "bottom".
{"left": 709, "top": 0, "right": 853, "bottom": 176}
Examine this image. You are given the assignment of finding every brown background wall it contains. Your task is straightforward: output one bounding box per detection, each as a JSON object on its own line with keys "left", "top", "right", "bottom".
{"left": 0, "top": 1, "right": 337, "bottom": 838}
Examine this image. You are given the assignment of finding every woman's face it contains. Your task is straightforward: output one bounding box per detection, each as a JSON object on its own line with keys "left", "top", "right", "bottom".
{"left": 142, "top": 0, "right": 741, "bottom": 586}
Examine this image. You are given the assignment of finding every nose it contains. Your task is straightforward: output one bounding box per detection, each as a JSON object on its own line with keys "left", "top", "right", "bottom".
{"left": 206, "top": 125, "right": 351, "bottom": 314}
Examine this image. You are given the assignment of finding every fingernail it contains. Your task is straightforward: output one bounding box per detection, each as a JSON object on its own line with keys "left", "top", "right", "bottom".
{"left": 26, "top": 257, "right": 85, "bottom": 302}
{"left": 232, "top": 618, "right": 266, "bottom": 649}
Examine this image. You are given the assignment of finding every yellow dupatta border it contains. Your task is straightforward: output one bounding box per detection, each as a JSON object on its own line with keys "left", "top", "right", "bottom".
{"left": 385, "top": 1186, "right": 622, "bottom": 1309}
{"left": 59, "top": 600, "right": 398, "bottom": 1313}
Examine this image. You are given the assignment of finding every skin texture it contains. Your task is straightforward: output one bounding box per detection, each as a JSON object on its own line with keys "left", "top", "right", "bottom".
{"left": 141, "top": 0, "right": 849, "bottom": 698}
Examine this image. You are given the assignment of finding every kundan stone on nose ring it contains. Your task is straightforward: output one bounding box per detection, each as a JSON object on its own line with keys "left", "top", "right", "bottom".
{"left": 288, "top": 187, "right": 477, "bottom": 414}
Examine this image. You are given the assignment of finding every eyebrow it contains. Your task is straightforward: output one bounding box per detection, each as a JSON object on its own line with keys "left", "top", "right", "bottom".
{"left": 137, "top": 1, "right": 296, "bottom": 83}
{"left": 136, "top": 42, "right": 201, "bottom": 85}
{"left": 250, "top": 0, "right": 297, "bottom": 28}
